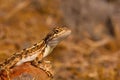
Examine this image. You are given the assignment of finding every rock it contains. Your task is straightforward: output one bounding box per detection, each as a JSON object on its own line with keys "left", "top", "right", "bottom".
{"left": 0, "top": 62, "right": 53, "bottom": 80}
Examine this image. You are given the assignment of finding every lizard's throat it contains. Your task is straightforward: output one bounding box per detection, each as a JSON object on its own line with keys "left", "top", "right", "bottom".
{"left": 43, "top": 39, "right": 60, "bottom": 57}
{"left": 43, "top": 45, "right": 55, "bottom": 57}
{"left": 43, "top": 37, "right": 62, "bottom": 57}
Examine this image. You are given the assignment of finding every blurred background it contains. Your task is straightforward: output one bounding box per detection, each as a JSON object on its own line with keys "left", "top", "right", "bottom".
{"left": 0, "top": 0, "right": 120, "bottom": 80}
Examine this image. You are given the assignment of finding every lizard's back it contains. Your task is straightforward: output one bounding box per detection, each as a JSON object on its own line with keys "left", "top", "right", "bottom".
{"left": 0, "top": 41, "right": 45, "bottom": 70}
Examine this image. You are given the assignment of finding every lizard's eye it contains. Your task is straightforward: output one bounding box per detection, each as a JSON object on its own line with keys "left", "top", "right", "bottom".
{"left": 54, "top": 30, "right": 59, "bottom": 33}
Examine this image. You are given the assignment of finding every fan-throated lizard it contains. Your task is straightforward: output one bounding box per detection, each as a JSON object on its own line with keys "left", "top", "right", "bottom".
{"left": 0, "top": 27, "right": 71, "bottom": 80}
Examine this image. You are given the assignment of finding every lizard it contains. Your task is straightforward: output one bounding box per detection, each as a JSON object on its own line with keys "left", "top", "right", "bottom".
{"left": 0, "top": 27, "right": 71, "bottom": 80}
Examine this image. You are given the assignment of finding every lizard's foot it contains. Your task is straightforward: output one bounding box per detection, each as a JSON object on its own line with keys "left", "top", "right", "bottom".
{"left": 31, "top": 60, "right": 53, "bottom": 78}
{"left": 38, "top": 60, "right": 53, "bottom": 77}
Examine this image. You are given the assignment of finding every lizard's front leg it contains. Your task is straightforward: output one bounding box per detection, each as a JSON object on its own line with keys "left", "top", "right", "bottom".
{"left": 31, "top": 54, "right": 53, "bottom": 77}
{"left": 38, "top": 60, "right": 53, "bottom": 77}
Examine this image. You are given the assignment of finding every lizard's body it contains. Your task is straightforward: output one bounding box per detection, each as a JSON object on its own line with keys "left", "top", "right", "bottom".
{"left": 0, "top": 41, "right": 45, "bottom": 69}
{"left": 0, "top": 27, "right": 71, "bottom": 80}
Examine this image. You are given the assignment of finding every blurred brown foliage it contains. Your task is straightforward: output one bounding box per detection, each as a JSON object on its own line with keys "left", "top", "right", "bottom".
{"left": 0, "top": 0, "right": 120, "bottom": 80}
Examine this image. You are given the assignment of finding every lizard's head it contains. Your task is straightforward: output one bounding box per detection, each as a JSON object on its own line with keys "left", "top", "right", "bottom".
{"left": 44, "top": 27, "right": 71, "bottom": 47}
